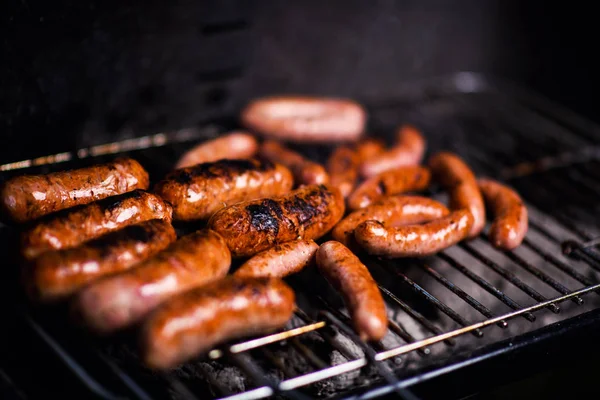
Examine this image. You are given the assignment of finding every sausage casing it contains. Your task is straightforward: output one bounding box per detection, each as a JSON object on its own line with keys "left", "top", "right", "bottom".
{"left": 326, "top": 146, "right": 360, "bottom": 198}
{"left": 234, "top": 239, "right": 318, "bottom": 278}
{"left": 355, "top": 138, "right": 386, "bottom": 162}
{"left": 175, "top": 131, "right": 258, "bottom": 169}
{"left": 259, "top": 140, "right": 329, "bottom": 186}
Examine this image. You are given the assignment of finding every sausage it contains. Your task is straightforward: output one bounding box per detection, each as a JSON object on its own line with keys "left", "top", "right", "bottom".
{"left": 21, "top": 190, "right": 173, "bottom": 260}
{"left": 478, "top": 178, "right": 528, "bottom": 250}
{"left": 234, "top": 239, "right": 318, "bottom": 278}
{"left": 175, "top": 131, "right": 258, "bottom": 169}
{"left": 326, "top": 146, "right": 360, "bottom": 198}
{"left": 360, "top": 125, "right": 426, "bottom": 178}
{"left": 74, "top": 229, "right": 231, "bottom": 333}
{"left": 259, "top": 140, "right": 329, "bottom": 186}
{"left": 428, "top": 152, "right": 485, "bottom": 238}
{"left": 153, "top": 158, "right": 293, "bottom": 221}
{"left": 209, "top": 184, "right": 345, "bottom": 257}
{"left": 347, "top": 166, "right": 431, "bottom": 210}
{"left": 141, "top": 276, "right": 295, "bottom": 369}
{"left": 1, "top": 157, "right": 149, "bottom": 223}
{"left": 316, "top": 241, "right": 388, "bottom": 341}
{"left": 332, "top": 195, "right": 450, "bottom": 247}
{"left": 241, "top": 96, "right": 366, "bottom": 144}
{"left": 354, "top": 209, "right": 474, "bottom": 258}
{"left": 355, "top": 138, "right": 385, "bottom": 162}
{"left": 25, "top": 219, "right": 176, "bottom": 303}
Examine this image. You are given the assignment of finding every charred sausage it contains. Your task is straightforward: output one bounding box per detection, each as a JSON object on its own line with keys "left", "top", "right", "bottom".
{"left": 259, "top": 140, "right": 329, "bottom": 186}
{"left": 234, "top": 239, "right": 318, "bottom": 278}
{"left": 326, "top": 146, "right": 360, "bottom": 198}
{"left": 154, "top": 158, "right": 293, "bottom": 221}
{"left": 175, "top": 131, "right": 258, "bottom": 169}
{"left": 1, "top": 157, "right": 149, "bottom": 223}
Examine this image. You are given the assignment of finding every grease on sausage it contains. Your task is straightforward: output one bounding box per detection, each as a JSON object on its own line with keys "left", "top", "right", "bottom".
{"left": 259, "top": 140, "right": 329, "bottom": 186}
{"left": 175, "top": 131, "right": 258, "bottom": 169}
{"left": 234, "top": 239, "right": 318, "bottom": 278}
{"left": 326, "top": 146, "right": 360, "bottom": 198}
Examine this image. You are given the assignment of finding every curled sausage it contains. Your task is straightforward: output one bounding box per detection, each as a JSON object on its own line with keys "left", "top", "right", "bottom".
{"left": 175, "top": 131, "right": 258, "bottom": 169}
{"left": 316, "top": 241, "right": 388, "bottom": 341}
{"left": 326, "top": 146, "right": 360, "bottom": 198}
{"left": 234, "top": 239, "right": 318, "bottom": 278}
{"left": 355, "top": 138, "right": 385, "bottom": 162}
{"left": 478, "top": 178, "right": 528, "bottom": 250}
{"left": 259, "top": 140, "right": 329, "bottom": 186}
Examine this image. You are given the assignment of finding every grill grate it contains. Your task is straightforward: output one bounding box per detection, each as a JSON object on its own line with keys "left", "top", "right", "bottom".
{"left": 4, "top": 72, "right": 600, "bottom": 400}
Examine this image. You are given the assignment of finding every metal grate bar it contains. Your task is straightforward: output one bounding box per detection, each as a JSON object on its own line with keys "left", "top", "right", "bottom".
{"left": 386, "top": 320, "right": 431, "bottom": 356}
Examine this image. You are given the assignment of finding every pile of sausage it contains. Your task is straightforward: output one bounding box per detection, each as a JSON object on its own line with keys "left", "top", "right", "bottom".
{"left": 1, "top": 95, "right": 528, "bottom": 370}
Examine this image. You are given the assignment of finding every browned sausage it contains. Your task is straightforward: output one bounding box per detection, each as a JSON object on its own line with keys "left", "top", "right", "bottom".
{"left": 241, "top": 96, "right": 366, "bottom": 144}
{"left": 347, "top": 166, "right": 431, "bottom": 210}
{"left": 316, "top": 241, "right": 388, "bottom": 341}
{"left": 326, "top": 146, "right": 360, "bottom": 198}
{"left": 25, "top": 219, "right": 176, "bottom": 303}
{"left": 259, "top": 140, "right": 329, "bottom": 186}
{"left": 332, "top": 195, "right": 450, "bottom": 247}
{"left": 354, "top": 209, "right": 474, "bottom": 258}
{"left": 154, "top": 158, "right": 293, "bottom": 221}
{"left": 1, "top": 158, "right": 149, "bottom": 223}
{"left": 74, "top": 229, "right": 231, "bottom": 333}
{"left": 21, "top": 190, "right": 173, "bottom": 260}
{"left": 175, "top": 131, "right": 258, "bottom": 169}
{"left": 478, "top": 178, "right": 528, "bottom": 250}
{"left": 209, "top": 184, "right": 345, "bottom": 257}
{"left": 141, "top": 276, "right": 295, "bottom": 369}
{"left": 428, "top": 152, "right": 485, "bottom": 238}
{"left": 355, "top": 138, "right": 385, "bottom": 162}
{"left": 234, "top": 239, "right": 318, "bottom": 278}
{"left": 360, "top": 125, "right": 426, "bottom": 178}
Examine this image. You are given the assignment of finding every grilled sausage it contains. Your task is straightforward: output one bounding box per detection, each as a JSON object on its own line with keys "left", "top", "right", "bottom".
{"left": 428, "top": 152, "right": 485, "bottom": 238}
{"left": 21, "top": 190, "right": 172, "bottom": 260}
{"left": 347, "top": 166, "right": 431, "bottom": 210}
{"left": 316, "top": 241, "right": 388, "bottom": 341}
{"left": 75, "top": 229, "right": 231, "bottom": 333}
{"left": 141, "top": 276, "right": 295, "bottom": 369}
{"left": 259, "top": 140, "right": 329, "bottom": 186}
{"left": 326, "top": 146, "right": 360, "bottom": 198}
{"left": 26, "top": 220, "right": 176, "bottom": 303}
{"left": 234, "top": 239, "right": 318, "bottom": 278}
{"left": 354, "top": 209, "right": 474, "bottom": 258}
{"left": 1, "top": 158, "right": 149, "bottom": 223}
{"left": 332, "top": 196, "right": 450, "bottom": 247}
{"left": 478, "top": 178, "right": 528, "bottom": 250}
{"left": 360, "top": 125, "right": 426, "bottom": 178}
{"left": 209, "top": 184, "right": 345, "bottom": 257}
{"left": 175, "top": 131, "right": 258, "bottom": 169}
{"left": 154, "top": 158, "right": 293, "bottom": 221}
{"left": 355, "top": 138, "right": 385, "bottom": 162}
{"left": 241, "top": 96, "right": 366, "bottom": 143}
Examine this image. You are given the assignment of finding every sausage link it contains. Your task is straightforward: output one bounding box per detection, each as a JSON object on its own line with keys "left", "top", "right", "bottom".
{"left": 354, "top": 209, "right": 474, "bottom": 258}
{"left": 355, "top": 138, "right": 385, "bottom": 162}
{"left": 347, "top": 166, "right": 431, "bottom": 210}
{"left": 259, "top": 140, "right": 329, "bottom": 186}
{"left": 234, "top": 239, "right": 318, "bottom": 278}
{"left": 175, "top": 131, "right": 258, "bottom": 169}
{"left": 428, "top": 152, "right": 485, "bottom": 238}
{"left": 326, "top": 146, "right": 360, "bottom": 198}
{"left": 316, "top": 241, "right": 388, "bottom": 341}
{"left": 26, "top": 219, "right": 176, "bottom": 302}
{"left": 1, "top": 157, "right": 149, "bottom": 223}
{"left": 154, "top": 158, "right": 293, "bottom": 221}
{"left": 209, "top": 184, "right": 345, "bottom": 257}
{"left": 360, "top": 125, "right": 426, "bottom": 178}
{"left": 21, "top": 190, "right": 172, "bottom": 260}
{"left": 141, "top": 276, "right": 295, "bottom": 369}
{"left": 478, "top": 178, "right": 528, "bottom": 250}
{"left": 75, "top": 229, "right": 231, "bottom": 333}
{"left": 332, "top": 195, "right": 449, "bottom": 247}
{"left": 241, "top": 96, "right": 366, "bottom": 144}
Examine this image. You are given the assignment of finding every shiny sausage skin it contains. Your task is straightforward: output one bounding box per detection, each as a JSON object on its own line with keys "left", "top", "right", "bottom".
{"left": 354, "top": 209, "right": 474, "bottom": 258}
{"left": 360, "top": 125, "right": 426, "bottom": 178}
{"left": 355, "top": 138, "right": 385, "bottom": 162}
{"left": 241, "top": 96, "right": 366, "bottom": 144}
{"left": 26, "top": 220, "right": 176, "bottom": 303}
{"left": 332, "top": 195, "right": 450, "bottom": 247}
{"left": 154, "top": 158, "right": 293, "bottom": 221}
{"left": 478, "top": 178, "right": 528, "bottom": 250}
{"left": 141, "top": 276, "right": 295, "bottom": 369}
{"left": 1, "top": 158, "right": 149, "bottom": 223}
{"left": 175, "top": 131, "right": 258, "bottom": 169}
{"left": 316, "top": 241, "right": 388, "bottom": 341}
{"left": 326, "top": 146, "right": 360, "bottom": 198}
{"left": 428, "top": 152, "right": 485, "bottom": 238}
{"left": 347, "top": 166, "right": 431, "bottom": 210}
{"left": 75, "top": 229, "right": 231, "bottom": 333}
{"left": 234, "top": 239, "right": 318, "bottom": 278}
{"left": 259, "top": 140, "right": 329, "bottom": 186}
{"left": 209, "top": 184, "right": 345, "bottom": 257}
{"left": 21, "top": 190, "right": 172, "bottom": 260}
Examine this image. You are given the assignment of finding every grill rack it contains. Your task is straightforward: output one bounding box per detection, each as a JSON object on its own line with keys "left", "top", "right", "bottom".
{"left": 4, "top": 72, "right": 600, "bottom": 400}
